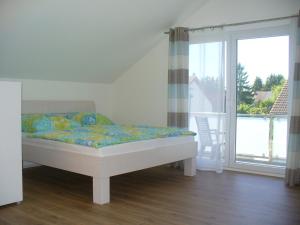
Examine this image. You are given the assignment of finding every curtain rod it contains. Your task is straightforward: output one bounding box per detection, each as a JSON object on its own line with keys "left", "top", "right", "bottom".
{"left": 164, "top": 13, "right": 299, "bottom": 34}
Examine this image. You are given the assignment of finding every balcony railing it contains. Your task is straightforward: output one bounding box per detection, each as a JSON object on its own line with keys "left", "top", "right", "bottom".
{"left": 236, "top": 114, "right": 287, "bottom": 166}
{"left": 189, "top": 112, "right": 287, "bottom": 166}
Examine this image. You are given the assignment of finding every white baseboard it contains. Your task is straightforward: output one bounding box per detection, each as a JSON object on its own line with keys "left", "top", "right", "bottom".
{"left": 224, "top": 167, "right": 284, "bottom": 178}
{"left": 23, "top": 161, "right": 40, "bottom": 168}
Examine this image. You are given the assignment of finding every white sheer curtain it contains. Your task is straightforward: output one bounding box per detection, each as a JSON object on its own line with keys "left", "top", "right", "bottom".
{"left": 189, "top": 36, "right": 226, "bottom": 173}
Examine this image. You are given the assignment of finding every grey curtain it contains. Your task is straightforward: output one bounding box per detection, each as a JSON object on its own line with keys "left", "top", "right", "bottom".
{"left": 167, "top": 27, "right": 189, "bottom": 128}
{"left": 286, "top": 15, "right": 300, "bottom": 187}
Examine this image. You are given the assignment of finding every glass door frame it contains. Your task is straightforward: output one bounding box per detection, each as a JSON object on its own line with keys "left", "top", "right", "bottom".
{"left": 226, "top": 23, "right": 294, "bottom": 176}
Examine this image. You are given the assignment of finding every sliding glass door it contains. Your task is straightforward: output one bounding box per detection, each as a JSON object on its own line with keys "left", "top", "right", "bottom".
{"left": 189, "top": 24, "right": 292, "bottom": 176}
{"left": 228, "top": 26, "right": 291, "bottom": 175}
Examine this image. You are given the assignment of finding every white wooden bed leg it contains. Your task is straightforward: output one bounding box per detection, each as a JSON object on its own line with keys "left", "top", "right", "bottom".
{"left": 93, "top": 177, "right": 110, "bottom": 205}
{"left": 184, "top": 157, "right": 196, "bottom": 176}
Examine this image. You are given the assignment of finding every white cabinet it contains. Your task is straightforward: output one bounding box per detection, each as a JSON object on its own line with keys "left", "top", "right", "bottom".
{"left": 0, "top": 81, "right": 22, "bottom": 206}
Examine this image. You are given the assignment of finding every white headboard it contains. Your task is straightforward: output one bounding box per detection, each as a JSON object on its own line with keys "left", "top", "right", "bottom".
{"left": 22, "top": 100, "right": 96, "bottom": 114}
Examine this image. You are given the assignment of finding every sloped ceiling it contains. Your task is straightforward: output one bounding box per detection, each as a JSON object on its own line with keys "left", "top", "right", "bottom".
{"left": 0, "top": 0, "right": 207, "bottom": 83}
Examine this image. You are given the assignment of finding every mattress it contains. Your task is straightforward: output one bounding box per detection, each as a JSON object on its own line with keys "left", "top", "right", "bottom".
{"left": 24, "top": 124, "right": 196, "bottom": 148}
{"left": 22, "top": 135, "right": 195, "bottom": 157}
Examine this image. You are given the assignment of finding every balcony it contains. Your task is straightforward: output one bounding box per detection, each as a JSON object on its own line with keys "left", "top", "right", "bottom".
{"left": 236, "top": 114, "right": 287, "bottom": 166}
{"left": 189, "top": 113, "right": 287, "bottom": 167}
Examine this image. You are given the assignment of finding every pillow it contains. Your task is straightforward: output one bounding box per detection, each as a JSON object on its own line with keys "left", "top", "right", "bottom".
{"left": 47, "top": 116, "right": 81, "bottom": 131}
{"left": 22, "top": 114, "right": 45, "bottom": 133}
{"left": 22, "top": 114, "right": 80, "bottom": 133}
{"left": 65, "top": 112, "right": 114, "bottom": 126}
{"left": 96, "top": 113, "right": 114, "bottom": 125}
{"left": 65, "top": 112, "right": 96, "bottom": 126}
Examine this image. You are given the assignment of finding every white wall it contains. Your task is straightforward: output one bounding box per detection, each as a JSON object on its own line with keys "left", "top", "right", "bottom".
{"left": 0, "top": 0, "right": 206, "bottom": 83}
{"left": 1, "top": 79, "right": 113, "bottom": 117}
{"left": 181, "top": 0, "right": 300, "bottom": 28}
{"left": 112, "top": 40, "right": 169, "bottom": 126}
{"left": 112, "top": 0, "right": 300, "bottom": 126}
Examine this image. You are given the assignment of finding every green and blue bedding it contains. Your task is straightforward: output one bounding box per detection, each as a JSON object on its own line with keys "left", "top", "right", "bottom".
{"left": 22, "top": 112, "right": 196, "bottom": 148}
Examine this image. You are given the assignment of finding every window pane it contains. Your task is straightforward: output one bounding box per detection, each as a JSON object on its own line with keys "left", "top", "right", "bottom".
{"left": 235, "top": 36, "right": 289, "bottom": 166}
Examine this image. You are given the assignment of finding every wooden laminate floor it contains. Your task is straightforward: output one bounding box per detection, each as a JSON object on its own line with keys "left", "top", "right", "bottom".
{"left": 0, "top": 166, "right": 299, "bottom": 225}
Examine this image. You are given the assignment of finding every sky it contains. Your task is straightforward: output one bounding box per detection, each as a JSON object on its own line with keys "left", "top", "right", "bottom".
{"left": 189, "top": 35, "right": 289, "bottom": 85}
{"left": 238, "top": 36, "right": 289, "bottom": 84}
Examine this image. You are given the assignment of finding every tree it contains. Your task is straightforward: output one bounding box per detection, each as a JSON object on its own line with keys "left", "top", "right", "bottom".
{"left": 271, "top": 83, "right": 284, "bottom": 102}
{"left": 264, "top": 74, "right": 285, "bottom": 91}
{"left": 236, "top": 63, "right": 254, "bottom": 105}
{"left": 237, "top": 81, "right": 286, "bottom": 115}
{"left": 237, "top": 103, "right": 251, "bottom": 114}
{"left": 253, "top": 76, "right": 263, "bottom": 92}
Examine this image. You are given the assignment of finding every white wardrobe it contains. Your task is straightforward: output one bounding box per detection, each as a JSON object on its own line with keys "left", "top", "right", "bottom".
{"left": 0, "top": 81, "right": 23, "bottom": 206}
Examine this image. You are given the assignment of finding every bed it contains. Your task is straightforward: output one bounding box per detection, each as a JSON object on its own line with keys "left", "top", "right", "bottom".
{"left": 22, "top": 100, "right": 197, "bottom": 205}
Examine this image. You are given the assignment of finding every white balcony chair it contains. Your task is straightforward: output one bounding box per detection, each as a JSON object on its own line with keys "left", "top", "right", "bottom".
{"left": 195, "top": 116, "right": 224, "bottom": 160}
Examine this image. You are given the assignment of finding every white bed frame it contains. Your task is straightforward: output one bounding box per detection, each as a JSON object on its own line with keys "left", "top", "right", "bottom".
{"left": 22, "top": 100, "right": 197, "bottom": 205}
